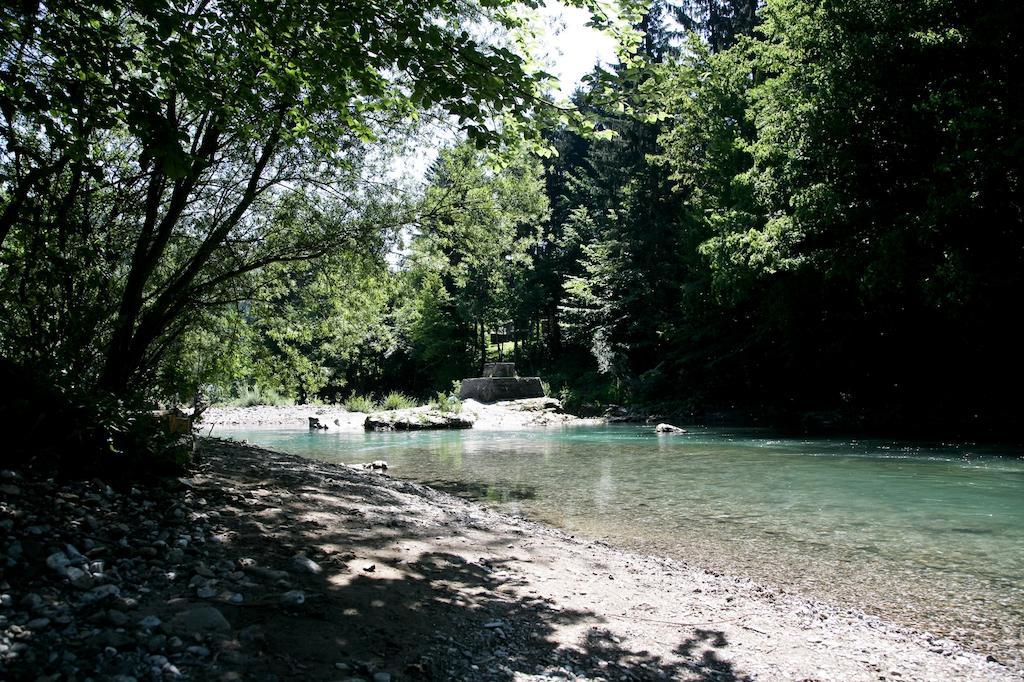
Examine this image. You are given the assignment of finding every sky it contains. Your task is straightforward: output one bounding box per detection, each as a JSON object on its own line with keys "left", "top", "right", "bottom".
{"left": 383, "top": 1, "right": 618, "bottom": 190}
{"left": 383, "top": 2, "right": 619, "bottom": 265}
{"left": 539, "top": 1, "right": 620, "bottom": 97}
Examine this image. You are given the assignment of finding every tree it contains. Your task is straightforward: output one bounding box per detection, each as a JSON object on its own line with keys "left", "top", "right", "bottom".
{"left": 651, "top": 0, "right": 1024, "bottom": 425}
{"left": 0, "top": 0, "right": 620, "bottom": 398}
{"left": 402, "top": 143, "right": 548, "bottom": 386}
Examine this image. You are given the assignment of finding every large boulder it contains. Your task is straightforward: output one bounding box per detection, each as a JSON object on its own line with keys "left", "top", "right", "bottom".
{"left": 499, "top": 397, "right": 564, "bottom": 413}
{"left": 655, "top": 423, "right": 687, "bottom": 434}
{"left": 364, "top": 409, "right": 473, "bottom": 431}
{"left": 458, "top": 377, "right": 544, "bottom": 402}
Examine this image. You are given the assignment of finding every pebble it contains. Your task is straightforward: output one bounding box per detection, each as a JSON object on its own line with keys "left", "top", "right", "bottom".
{"left": 82, "top": 584, "right": 121, "bottom": 604}
{"left": 239, "top": 625, "right": 265, "bottom": 643}
{"left": 92, "top": 630, "right": 135, "bottom": 649}
{"left": 46, "top": 551, "right": 71, "bottom": 575}
{"left": 65, "top": 544, "right": 86, "bottom": 563}
{"left": 26, "top": 617, "right": 50, "bottom": 630}
{"left": 196, "top": 584, "right": 218, "bottom": 599}
{"left": 106, "top": 609, "right": 130, "bottom": 626}
{"left": 290, "top": 554, "right": 323, "bottom": 575}
{"left": 65, "top": 566, "right": 93, "bottom": 589}
{"left": 138, "top": 615, "right": 162, "bottom": 630}
{"left": 281, "top": 590, "right": 305, "bottom": 605}
{"left": 170, "top": 606, "right": 231, "bottom": 633}
{"left": 243, "top": 565, "right": 288, "bottom": 581}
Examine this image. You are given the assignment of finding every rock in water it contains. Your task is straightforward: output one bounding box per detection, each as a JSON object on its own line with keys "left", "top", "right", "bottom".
{"left": 655, "top": 423, "right": 687, "bottom": 434}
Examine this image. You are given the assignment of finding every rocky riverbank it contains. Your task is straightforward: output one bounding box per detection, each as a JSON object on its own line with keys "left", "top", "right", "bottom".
{"left": 1, "top": 439, "right": 1018, "bottom": 681}
{"left": 203, "top": 398, "right": 601, "bottom": 432}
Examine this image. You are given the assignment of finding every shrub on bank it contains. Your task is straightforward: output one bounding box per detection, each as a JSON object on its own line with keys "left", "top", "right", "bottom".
{"left": 0, "top": 359, "right": 192, "bottom": 478}
{"left": 343, "top": 392, "right": 376, "bottom": 413}
{"left": 228, "top": 385, "right": 293, "bottom": 407}
{"left": 430, "top": 392, "right": 462, "bottom": 413}
{"left": 381, "top": 391, "right": 417, "bottom": 410}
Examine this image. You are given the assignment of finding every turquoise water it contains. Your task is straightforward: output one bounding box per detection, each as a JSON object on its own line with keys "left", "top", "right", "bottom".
{"left": 217, "top": 425, "right": 1024, "bottom": 665}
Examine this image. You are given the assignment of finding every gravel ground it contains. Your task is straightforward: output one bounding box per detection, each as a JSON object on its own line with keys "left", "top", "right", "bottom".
{"left": 202, "top": 400, "right": 602, "bottom": 432}
{"left": 0, "top": 439, "right": 1018, "bottom": 681}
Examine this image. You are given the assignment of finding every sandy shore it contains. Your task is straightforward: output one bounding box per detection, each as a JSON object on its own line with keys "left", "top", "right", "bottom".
{"left": 202, "top": 399, "right": 603, "bottom": 431}
{"left": 4, "top": 438, "right": 1016, "bottom": 681}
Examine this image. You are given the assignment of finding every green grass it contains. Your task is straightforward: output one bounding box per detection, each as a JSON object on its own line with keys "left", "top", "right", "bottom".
{"left": 380, "top": 391, "right": 417, "bottom": 410}
{"left": 343, "top": 392, "right": 377, "bottom": 413}
{"left": 429, "top": 391, "right": 462, "bottom": 413}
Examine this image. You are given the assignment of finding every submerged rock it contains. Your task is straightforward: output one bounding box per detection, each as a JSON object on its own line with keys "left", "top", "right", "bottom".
{"left": 355, "top": 460, "right": 389, "bottom": 472}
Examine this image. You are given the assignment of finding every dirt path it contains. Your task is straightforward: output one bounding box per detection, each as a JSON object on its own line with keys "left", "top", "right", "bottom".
{"left": 2, "top": 439, "right": 1017, "bottom": 681}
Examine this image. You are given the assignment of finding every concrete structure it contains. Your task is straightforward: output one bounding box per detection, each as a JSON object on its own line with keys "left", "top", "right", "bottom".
{"left": 458, "top": 363, "right": 545, "bottom": 402}
{"left": 482, "top": 362, "right": 516, "bottom": 378}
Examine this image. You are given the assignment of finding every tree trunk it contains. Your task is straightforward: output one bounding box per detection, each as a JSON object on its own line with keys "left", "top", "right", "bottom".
{"left": 99, "top": 120, "right": 223, "bottom": 394}
{"left": 479, "top": 321, "right": 487, "bottom": 373}
{"left": 99, "top": 117, "right": 286, "bottom": 395}
{"left": 548, "top": 304, "right": 562, "bottom": 359}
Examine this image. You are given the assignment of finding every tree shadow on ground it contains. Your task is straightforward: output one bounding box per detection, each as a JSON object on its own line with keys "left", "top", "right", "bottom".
{"left": 171, "top": 441, "right": 751, "bottom": 681}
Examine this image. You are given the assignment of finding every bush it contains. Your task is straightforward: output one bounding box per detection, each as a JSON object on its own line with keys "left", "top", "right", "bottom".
{"left": 227, "top": 385, "right": 292, "bottom": 407}
{"left": 0, "top": 358, "right": 191, "bottom": 478}
{"left": 381, "top": 391, "right": 417, "bottom": 410}
{"left": 429, "top": 391, "right": 462, "bottom": 413}
{"left": 343, "top": 392, "right": 376, "bottom": 413}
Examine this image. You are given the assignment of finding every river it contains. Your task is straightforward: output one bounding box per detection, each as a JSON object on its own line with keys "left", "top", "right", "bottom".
{"left": 216, "top": 424, "right": 1024, "bottom": 666}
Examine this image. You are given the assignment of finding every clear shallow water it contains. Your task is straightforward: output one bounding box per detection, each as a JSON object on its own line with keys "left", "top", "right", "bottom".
{"left": 218, "top": 425, "right": 1024, "bottom": 664}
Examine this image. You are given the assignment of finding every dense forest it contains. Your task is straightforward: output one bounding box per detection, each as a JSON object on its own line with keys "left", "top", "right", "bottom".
{"left": 2, "top": 0, "right": 1023, "bottom": 466}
